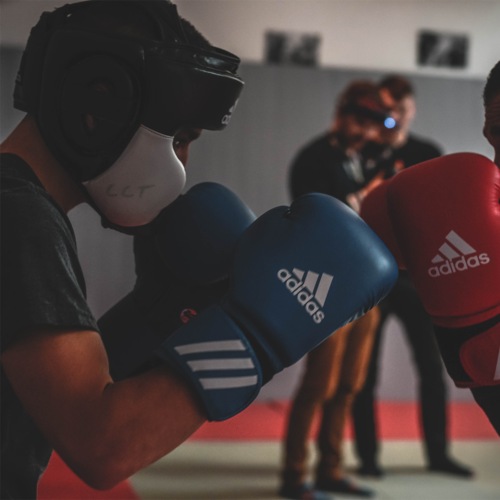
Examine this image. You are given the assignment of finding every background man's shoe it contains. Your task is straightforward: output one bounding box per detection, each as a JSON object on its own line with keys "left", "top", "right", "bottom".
{"left": 428, "top": 457, "right": 475, "bottom": 478}
{"left": 279, "top": 482, "right": 331, "bottom": 500}
{"left": 356, "top": 462, "right": 384, "bottom": 478}
{"left": 315, "top": 477, "right": 375, "bottom": 497}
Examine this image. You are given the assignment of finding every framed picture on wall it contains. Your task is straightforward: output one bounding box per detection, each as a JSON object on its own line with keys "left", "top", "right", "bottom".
{"left": 417, "top": 30, "right": 469, "bottom": 69}
{"left": 265, "top": 31, "right": 321, "bottom": 67}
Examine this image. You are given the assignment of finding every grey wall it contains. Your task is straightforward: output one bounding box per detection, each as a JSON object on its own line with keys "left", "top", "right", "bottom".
{"left": 1, "top": 48, "right": 484, "bottom": 400}
{"left": 184, "top": 63, "right": 491, "bottom": 217}
{"left": 0, "top": 48, "right": 25, "bottom": 141}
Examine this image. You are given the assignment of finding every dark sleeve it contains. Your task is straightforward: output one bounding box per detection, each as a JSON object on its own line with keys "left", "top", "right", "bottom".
{"left": 1, "top": 187, "right": 99, "bottom": 351}
{"left": 289, "top": 144, "right": 334, "bottom": 201}
{"left": 423, "top": 141, "right": 442, "bottom": 160}
{"left": 410, "top": 135, "right": 443, "bottom": 164}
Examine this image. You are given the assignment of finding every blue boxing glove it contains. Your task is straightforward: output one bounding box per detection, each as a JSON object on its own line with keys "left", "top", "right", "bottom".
{"left": 98, "top": 183, "right": 256, "bottom": 381}
{"left": 155, "top": 193, "right": 398, "bottom": 420}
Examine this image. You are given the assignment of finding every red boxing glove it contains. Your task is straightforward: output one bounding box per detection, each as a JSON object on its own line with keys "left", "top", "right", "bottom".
{"left": 360, "top": 179, "right": 405, "bottom": 269}
{"left": 386, "top": 153, "right": 500, "bottom": 388}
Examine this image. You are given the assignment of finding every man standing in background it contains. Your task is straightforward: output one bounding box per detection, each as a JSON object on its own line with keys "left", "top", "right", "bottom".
{"left": 352, "top": 75, "right": 473, "bottom": 478}
{"left": 289, "top": 81, "right": 387, "bottom": 212}
{"left": 280, "top": 81, "right": 388, "bottom": 500}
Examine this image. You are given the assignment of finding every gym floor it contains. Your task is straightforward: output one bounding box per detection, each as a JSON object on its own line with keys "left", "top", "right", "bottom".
{"left": 39, "top": 400, "right": 500, "bottom": 500}
{"left": 130, "top": 440, "right": 500, "bottom": 500}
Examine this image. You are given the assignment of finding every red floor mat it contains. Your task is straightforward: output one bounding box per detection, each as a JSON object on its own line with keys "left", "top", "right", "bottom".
{"left": 38, "top": 453, "right": 140, "bottom": 500}
{"left": 190, "top": 401, "right": 500, "bottom": 441}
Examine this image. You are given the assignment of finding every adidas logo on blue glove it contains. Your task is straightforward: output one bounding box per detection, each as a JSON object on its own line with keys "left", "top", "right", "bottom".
{"left": 277, "top": 268, "right": 334, "bottom": 324}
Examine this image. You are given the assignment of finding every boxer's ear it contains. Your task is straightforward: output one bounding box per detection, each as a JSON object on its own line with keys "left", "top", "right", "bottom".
{"left": 83, "top": 80, "right": 113, "bottom": 134}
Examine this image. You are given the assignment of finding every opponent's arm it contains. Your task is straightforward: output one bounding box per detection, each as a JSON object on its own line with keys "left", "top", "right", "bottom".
{"left": 381, "top": 153, "right": 500, "bottom": 433}
{"left": 386, "top": 153, "right": 500, "bottom": 390}
{"left": 361, "top": 153, "right": 500, "bottom": 392}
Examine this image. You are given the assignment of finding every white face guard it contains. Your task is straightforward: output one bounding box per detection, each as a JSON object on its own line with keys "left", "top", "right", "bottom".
{"left": 83, "top": 125, "right": 186, "bottom": 227}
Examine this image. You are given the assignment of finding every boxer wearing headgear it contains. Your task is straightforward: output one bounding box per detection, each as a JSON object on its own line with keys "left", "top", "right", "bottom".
{"left": 1, "top": 1, "right": 243, "bottom": 497}
{"left": 11, "top": 0, "right": 244, "bottom": 233}
{"left": 1, "top": 3, "right": 398, "bottom": 499}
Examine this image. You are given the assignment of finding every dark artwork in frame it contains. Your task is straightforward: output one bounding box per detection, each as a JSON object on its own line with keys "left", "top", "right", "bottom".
{"left": 418, "top": 30, "right": 469, "bottom": 69}
{"left": 265, "top": 31, "right": 321, "bottom": 67}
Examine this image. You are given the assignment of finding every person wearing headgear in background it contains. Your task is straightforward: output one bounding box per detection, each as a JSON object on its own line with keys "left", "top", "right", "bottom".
{"left": 0, "top": 2, "right": 400, "bottom": 499}
{"left": 351, "top": 75, "right": 473, "bottom": 479}
{"left": 279, "top": 81, "right": 393, "bottom": 500}
{"left": 363, "top": 75, "right": 443, "bottom": 176}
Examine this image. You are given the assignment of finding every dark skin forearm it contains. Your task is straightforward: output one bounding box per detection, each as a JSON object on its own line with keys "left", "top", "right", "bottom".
{"left": 1, "top": 328, "right": 206, "bottom": 490}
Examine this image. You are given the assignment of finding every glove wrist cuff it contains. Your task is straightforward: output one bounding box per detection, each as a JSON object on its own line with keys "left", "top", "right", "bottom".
{"left": 156, "top": 305, "right": 263, "bottom": 421}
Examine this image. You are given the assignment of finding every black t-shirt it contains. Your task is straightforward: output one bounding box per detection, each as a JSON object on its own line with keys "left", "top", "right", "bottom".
{"left": 1, "top": 153, "right": 99, "bottom": 500}
{"left": 289, "top": 133, "right": 383, "bottom": 204}
{"left": 387, "top": 133, "right": 442, "bottom": 171}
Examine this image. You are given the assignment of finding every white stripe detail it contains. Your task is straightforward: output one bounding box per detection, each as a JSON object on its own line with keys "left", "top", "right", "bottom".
{"left": 187, "top": 358, "right": 255, "bottom": 372}
{"left": 303, "top": 271, "right": 319, "bottom": 293}
{"left": 174, "top": 340, "right": 246, "bottom": 355}
{"left": 293, "top": 268, "right": 304, "bottom": 281}
{"left": 494, "top": 348, "right": 500, "bottom": 381}
{"left": 432, "top": 255, "right": 444, "bottom": 263}
{"left": 439, "top": 243, "right": 460, "bottom": 260}
{"left": 446, "top": 231, "right": 476, "bottom": 255}
{"left": 199, "top": 375, "right": 258, "bottom": 390}
{"left": 315, "top": 273, "right": 334, "bottom": 307}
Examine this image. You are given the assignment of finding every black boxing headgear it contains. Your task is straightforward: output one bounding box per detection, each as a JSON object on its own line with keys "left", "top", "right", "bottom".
{"left": 340, "top": 98, "right": 389, "bottom": 124}
{"left": 13, "top": 0, "right": 244, "bottom": 233}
